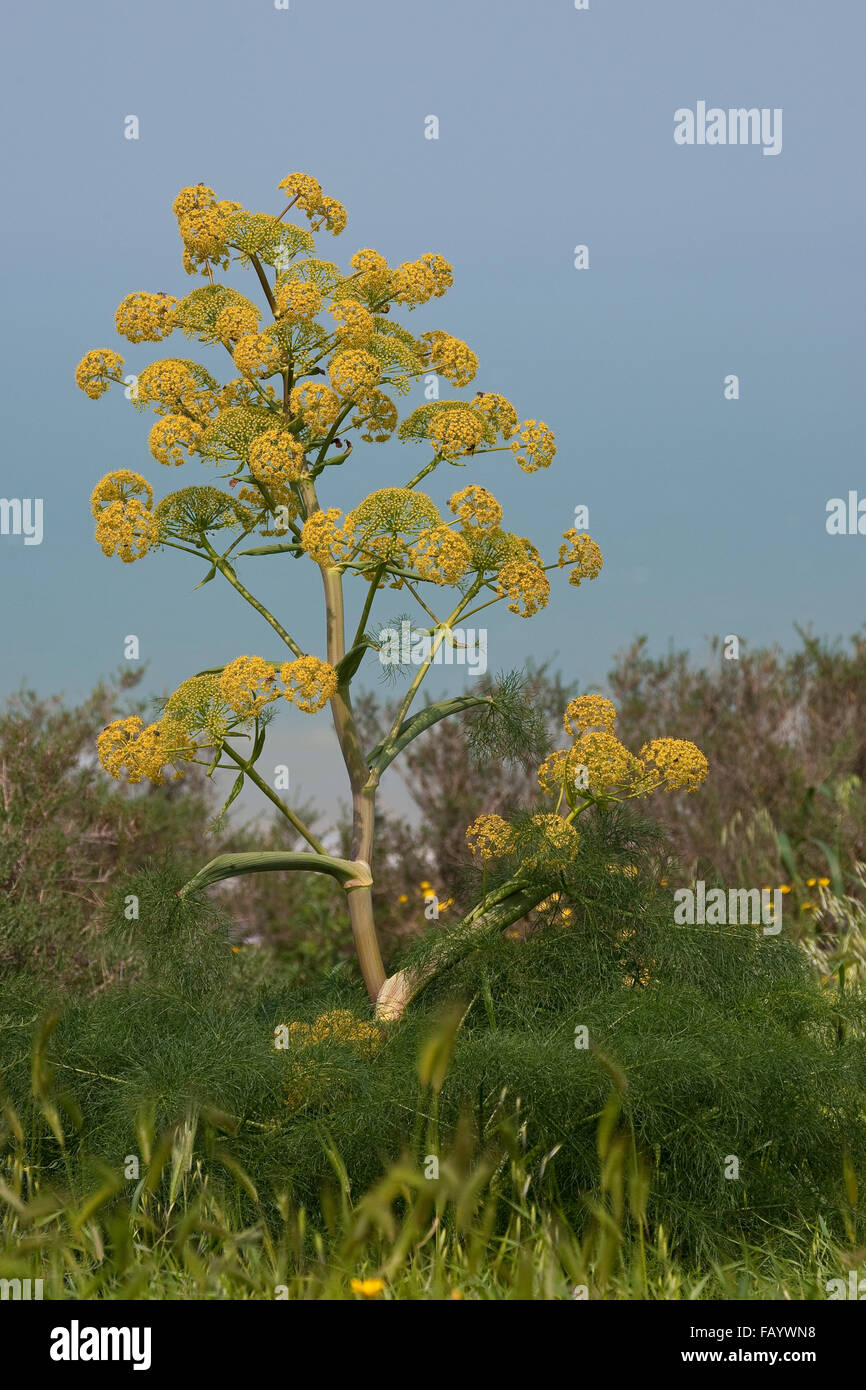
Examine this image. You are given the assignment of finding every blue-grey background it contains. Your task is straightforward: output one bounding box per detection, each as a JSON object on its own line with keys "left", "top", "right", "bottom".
{"left": 1, "top": 0, "right": 863, "bottom": 818}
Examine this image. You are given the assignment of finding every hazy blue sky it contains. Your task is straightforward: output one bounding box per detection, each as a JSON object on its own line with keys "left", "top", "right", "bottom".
{"left": 1, "top": 0, "right": 863, "bottom": 817}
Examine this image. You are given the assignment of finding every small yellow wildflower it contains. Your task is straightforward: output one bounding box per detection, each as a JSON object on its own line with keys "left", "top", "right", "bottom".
{"left": 350, "top": 1278, "right": 385, "bottom": 1298}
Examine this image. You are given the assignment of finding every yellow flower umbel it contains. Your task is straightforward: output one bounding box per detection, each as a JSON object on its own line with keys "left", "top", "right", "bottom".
{"left": 75, "top": 349, "right": 125, "bottom": 400}
{"left": 525, "top": 812, "right": 580, "bottom": 867}
{"left": 249, "top": 429, "right": 306, "bottom": 485}
{"left": 329, "top": 298, "right": 374, "bottom": 347}
{"left": 448, "top": 485, "right": 502, "bottom": 533}
{"left": 427, "top": 408, "right": 485, "bottom": 461}
{"left": 214, "top": 301, "right": 260, "bottom": 343}
{"left": 280, "top": 656, "right": 338, "bottom": 713}
{"left": 389, "top": 259, "right": 436, "bottom": 307}
{"left": 115, "top": 292, "right": 177, "bottom": 344}
{"left": 233, "top": 332, "right": 282, "bottom": 378}
{"left": 465, "top": 813, "right": 515, "bottom": 862}
{"left": 219, "top": 656, "right": 280, "bottom": 721}
{"left": 420, "top": 331, "right": 478, "bottom": 388}
{"left": 290, "top": 381, "right": 341, "bottom": 433}
{"left": 570, "top": 731, "right": 643, "bottom": 797}
{"left": 163, "top": 673, "right": 231, "bottom": 747}
{"left": 638, "top": 738, "right": 709, "bottom": 793}
{"left": 275, "top": 279, "right": 323, "bottom": 322}
{"left": 277, "top": 172, "right": 324, "bottom": 218}
{"left": 539, "top": 697, "right": 708, "bottom": 807}
{"left": 472, "top": 392, "right": 518, "bottom": 440}
{"left": 407, "top": 526, "right": 472, "bottom": 585}
{"left": 90, "top": 471, "right": 158, "bottom": 563}
{"left": 510, "top": 420, "right": 556, "bottom": 473}
{"left": 563, "top": 695, "right": 618, "bottom": 738}
{"left": 329, "top": 349, "right": 381, "bottom": 399}
{"left": 137, "top": 359, "right": 202, "bottom": 415}
{"left": 301, "top": 508, "right": 356, "bottom": 566}
{"left": 148, "top": 415, "right": 203, "bottom": 466}
{"left": 289, "top": 1009, "right": 381, "bottom": 1052}
{"left": 349, "top": 247, "right": 391, "bottom": 297}
{"left": 496, "top": 560, "right": 550, "bottom": 617}
{"left": 97, "top": 716, "right": 193, "bottom": 785}
{"left": 558, "top": 530, "right": 603, "bottom": 587}
{"left": 352, "top": 389, "right": 398, "bottom": 443}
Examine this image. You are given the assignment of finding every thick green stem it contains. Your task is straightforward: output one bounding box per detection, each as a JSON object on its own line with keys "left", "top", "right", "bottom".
{"left": 299, "top": 477, "right": 386, "bottom": 1000}
{"left": 376, "top": 881, "right": 553, "bottom": 1020}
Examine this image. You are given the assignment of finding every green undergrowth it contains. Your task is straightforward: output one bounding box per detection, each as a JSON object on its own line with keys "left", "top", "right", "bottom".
{"left": 2, "top": 812, "right": 865, "bottom": 1298}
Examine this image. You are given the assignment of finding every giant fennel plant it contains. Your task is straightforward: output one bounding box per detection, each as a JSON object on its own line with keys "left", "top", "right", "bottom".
{"left": 77, "top": 172, "right": 707, "bottom": 1019}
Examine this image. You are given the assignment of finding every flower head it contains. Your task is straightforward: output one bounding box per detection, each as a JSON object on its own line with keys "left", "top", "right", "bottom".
{"left": 233, "top": 332, "right": 282, "bottom": 378}
{"left": 115, "top": 292, "right": 177, "bottom": 344}
{"left": 301, "top": 507, "right": 356, "bottom": 565}
{"left": 510, "top": 419, "right": 556, "bottom": 473}
{"left": 329, "top": 349, "right": 381, "bottom": 398}
{"left": 563, "top": 695, "right": 617, "bottom": 739}
{"left": 639, "top": 738, "right": 709, "bottom": 793}
{"left": 558, "top": 530, "right": 603, "bottom": 587}
{"left": 219, "top": 656, "right": 280, "bottom": 721}
{"left": 420, "top": 331, "right": 478, "bottom": 387}
{"left": 448, "top": 485, "right": 502, "bottom": 533}
{"left": 280, "top": 656, "right": 338, "bottom": 713}
{"left": 75, "top": 349, "right": 125, "bottom": 400}
{"left": 427, "top": 407, "right": 485, "bottom": 461}
{"left": 472, "top": 392, "right": 518, "bottom": 440}
{"left": 249, "top": 429, "right": 306, "bottom": 485}
{"left": 352, "top": 389, "right": 398, "bottom": 443}
{"left": 496, "top": 559, "right": 550, "bottom": 617}
{"left": 329, "top": 298, "right": 374, "bottom": 347}
{"left": 275, "top": 280, "right": 323, "bottom": 322}
{"left": 149, "top": 414, "right": 203, "bottom": 466}
{"left": 407, "top": 526, "right": 472, "bottom": 585}
{"left": 465, "top": 813, "right": 515, "bottom": 861}
{"left": 290, "top": 381, "right": 341, "bottom": 433}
